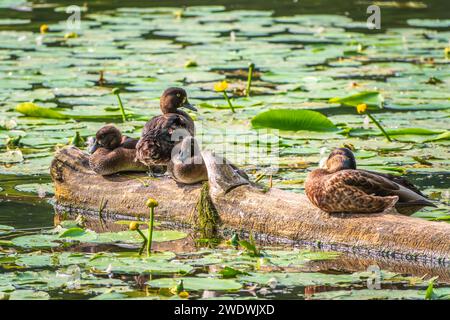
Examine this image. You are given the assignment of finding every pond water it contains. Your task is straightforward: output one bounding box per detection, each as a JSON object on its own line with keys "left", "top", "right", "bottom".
{"left": 0, "top": 0, "right": 449, "bottom": 300}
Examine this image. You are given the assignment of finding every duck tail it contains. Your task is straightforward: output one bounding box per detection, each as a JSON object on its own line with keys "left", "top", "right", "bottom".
{"left": 396, "top": 199, "right": 437, "bottom": 208}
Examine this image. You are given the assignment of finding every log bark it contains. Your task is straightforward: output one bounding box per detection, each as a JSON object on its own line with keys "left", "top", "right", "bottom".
{"left": 51, "top": 146, "right": 450, "bottom": 266}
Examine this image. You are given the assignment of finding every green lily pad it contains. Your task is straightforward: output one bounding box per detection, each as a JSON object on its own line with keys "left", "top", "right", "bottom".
{"left": 8, "top": 290, "right": 50, "bottom": 300}
{"left": 239, "top": 272, "right": 360, "bottom": 287}
{"left": 307, "top": 289, "right": 425, "bottom": 300}
{"left": 147, "top": 277, "right": 242, "bottom": 291}
{"left": 329, "top": 91, "right": 383, "bottom": 107}
{"left": 14, "top": 183, "right": 54, "bottom": 196}
{"left": 88, "top": 255, "right": 193, "bottom": 275}
{"left": 251, "top": 109, "right": 337, "bottom": 132}
{"left": 11, "top": 234, "right": 60, "bottom": 249}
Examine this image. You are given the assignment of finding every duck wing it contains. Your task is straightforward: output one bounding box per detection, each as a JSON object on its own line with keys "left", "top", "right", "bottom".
{"left": 306, "top": 169, "right": 398, "bottom": 213}
{"left": 336, "top": 170, "right": 435, "bottom": 208}
{"left": 360, "top": 169, "right": 426, "bottom": 197}
{"left": 334, "top": 169, "right": 401, "bottom": 197}
{"left": 136, "top": 114, "right": 191, "bottom": 165}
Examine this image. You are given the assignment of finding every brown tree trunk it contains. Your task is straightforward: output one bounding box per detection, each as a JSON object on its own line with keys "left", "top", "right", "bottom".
{"left": 51, "top": 146, "right": 450, "bottom": 265}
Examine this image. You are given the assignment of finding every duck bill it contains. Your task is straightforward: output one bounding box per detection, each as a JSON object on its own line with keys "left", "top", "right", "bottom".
{"left": 181, "top": 101, "right": 197, "bottom": 112}
{"left": 88, "top": 139, "right": 100, "bottom": 154}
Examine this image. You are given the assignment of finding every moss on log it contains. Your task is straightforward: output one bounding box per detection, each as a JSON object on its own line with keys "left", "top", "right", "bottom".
{"left": 51, "top": 146, "right": 450, "bottom": 266}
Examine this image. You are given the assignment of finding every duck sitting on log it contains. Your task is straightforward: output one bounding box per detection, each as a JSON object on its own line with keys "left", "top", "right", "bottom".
{"left": 305, "top": 147, "right": 436, "bottom": 215}
{"left": 168, "top": 135, "right": 208, "bottom": 184}
{"left": 136, "top": 87, "right": 197, "bottom": 168}
{"left": 88, "top": 125, "right": 161, "bottom": 176}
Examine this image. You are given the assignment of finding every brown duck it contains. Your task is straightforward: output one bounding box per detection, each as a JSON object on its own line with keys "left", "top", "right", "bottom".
{"left": 167, "top": 136, "right": 208, "bottom": 184}
{"left": 88, "top": 125, "right": 150, "bottom": 176}
{"left": 136, "top": 87, "right": 197, "bottom": 167}
{"left": 305, "top": 148, "right": 436, "bottom": 215}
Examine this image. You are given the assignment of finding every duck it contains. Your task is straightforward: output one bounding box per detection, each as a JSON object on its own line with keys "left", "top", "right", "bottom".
{"left": 136, "top": 87, "right": 197, "bottom": 167}
{"left": 304, "top": 147, "right": 436, "bottom": 215}
{"left": 167, "top": 136, "right": 208, "bottom": 184}
{"left": 88, "top": 125, "right": 151, "bottom": 176}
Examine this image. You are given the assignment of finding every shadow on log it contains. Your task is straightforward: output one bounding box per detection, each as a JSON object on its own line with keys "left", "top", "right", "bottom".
{"left": 51, "top": 146, "right": 450, "bottom": 266}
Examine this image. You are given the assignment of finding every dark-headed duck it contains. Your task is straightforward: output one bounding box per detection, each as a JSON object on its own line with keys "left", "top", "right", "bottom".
{"left": 136, "top": 87, "right": 197, "bottom": 167}
{"left": 89, "top": 125, "right": 149, "bottom": 176}
{"left": 305, "top": 148, "right": 436, "bottom": 215}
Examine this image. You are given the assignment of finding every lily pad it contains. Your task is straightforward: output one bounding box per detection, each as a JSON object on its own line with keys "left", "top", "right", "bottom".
{"left": 147, "top": 277, "right": 242, "bottom": 291}
{"left": 11, "top": 234, "right": 60, "bottom": 248}
{"left": 251, "top": 109, "right": 338, "bottom": 132}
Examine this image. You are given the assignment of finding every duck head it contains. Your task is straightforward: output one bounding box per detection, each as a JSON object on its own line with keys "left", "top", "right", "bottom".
{"left": 324, "top": 148, "right": 356, "bottom": 173}
{"left": 160, "top": 87, "right": 197, "bottom": 114}
{"left": 88, "top": 125, "right": 122, "bottom": 153}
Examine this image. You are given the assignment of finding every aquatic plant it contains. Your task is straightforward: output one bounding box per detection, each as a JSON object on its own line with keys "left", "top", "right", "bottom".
{"left": 214, "top": 80, "right": 235, "bottom": 113}
{"left": 145, "top": 197, "right": 159, "bottom": 256}
{"left": 330, "top": 91, "right": 392, "bottom": 141}
{"left": 69, "top": 131, "right": 85, "bottom": 147}
{"left": 39, "top": 24, "right": 48, "bottom": 34}
{"left": 112, "top": 88, "right": 127, "bottom": 122}
{"left": 128, "top": 221, "right": 148, "bottom": 255}
{"left": 356, "top": 103, "right": 392, "bottom": 142}
{"left": 246, "top": 63, "right": 255, "bottom": 97}
{"left": 238, "top": 232, "right": 261, "bottom": 257}
{"left": 251, "top": 109, "right": 337, "bottom": 132}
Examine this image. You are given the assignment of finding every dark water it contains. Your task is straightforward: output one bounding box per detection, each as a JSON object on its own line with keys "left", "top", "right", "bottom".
{"left": 2, "top": 0, "right": 449, "bottom": 28}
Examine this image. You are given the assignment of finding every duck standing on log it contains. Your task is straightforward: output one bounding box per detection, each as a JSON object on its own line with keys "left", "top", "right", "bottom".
{"left": 136, "top": 87, "right": 197, "bottom": 168}
{"left": 305, "top": 148, "right": 436, "bottom": 214}
{"left": 88, "top": 125, "right": 150, "bottom": 175}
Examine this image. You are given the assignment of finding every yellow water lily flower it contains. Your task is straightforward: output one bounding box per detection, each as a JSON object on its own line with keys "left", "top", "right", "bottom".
{"left": 40, "top": 24, "right": 49, "bottom": 34}
{"left": 356, "top": 103, "right": 367, "bottom": 114}
{"left": 214, "top": 80, "right": 229, "bottom": 92}
{"left": 145, "top": 197, "right": 159, "bottom": 208}
{"left": 178, "top": 291, "right": 189, "bottom": 299}
{"left": 129, "top": 221, "right": 139, "bottom": 231}
{"left": 445, "top": 47, "right": 450, "bottom": 59}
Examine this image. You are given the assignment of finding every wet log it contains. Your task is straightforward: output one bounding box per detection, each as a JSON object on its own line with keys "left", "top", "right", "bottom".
{"left": 51, "top": 146, "right": 450, "bottom": 266}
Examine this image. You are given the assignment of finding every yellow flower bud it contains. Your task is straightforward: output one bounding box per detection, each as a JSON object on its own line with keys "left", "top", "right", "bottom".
{"left": 40, "top": 24, "right": 49, "bottom": 34}
{"left": 445, "top": 47, "right": 450, "bottom": 59}
{"left": 214, "top": 80, "right": 229, "bottom": 92}
{"left": 145, "top": 198, "right": 159, "bottom": 208}
{"left": 174, "top": 10, "right": 183, "bottom": 19}
{"left": 356, "top": 103, "right": 367, "bottom": 114}
{"left": 129, "top": 222, "right": 139, "bottom": 231}
{"left": 64, "top": 32, "right": 78, "bottom": 39}
{"left": 178, "top": 291, "right": 189, "bottom": 299}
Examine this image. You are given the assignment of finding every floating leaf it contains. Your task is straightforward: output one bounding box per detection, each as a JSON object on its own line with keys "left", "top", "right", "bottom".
{"left": 219, "top": 266, "right": 249, "bottom": 279}
{"left": 16, "top": 102, "right": 68, "bottom": 120}
{"left": 0, "top": 225, "right": 14, "bottom": 235}
{"left": 307, "top": 289, "right": 425, "bottom": 300}
{"left": 329, "top": 91, "right": 382, "bottom": 107}
{"left": 11, "top": 234, "right": 59, "bottom": 249}
{"left": 8, "top": 290, "right": 50, "bottom": 300}
{"left": 251, "top": 109, "right": 337, "bottom": 132}
{"left": 147, "top": 277, "right": 242, "bottom": 291}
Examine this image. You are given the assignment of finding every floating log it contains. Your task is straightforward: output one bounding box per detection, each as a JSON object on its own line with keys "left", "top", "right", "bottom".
{"left": 51, "top": 146, "right": 450, "bottom": 266}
